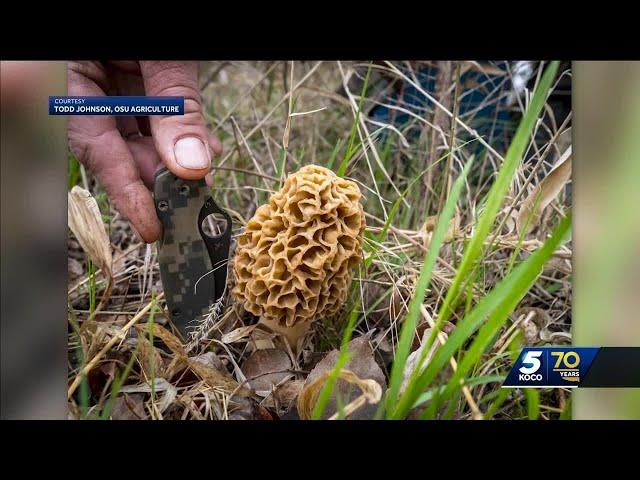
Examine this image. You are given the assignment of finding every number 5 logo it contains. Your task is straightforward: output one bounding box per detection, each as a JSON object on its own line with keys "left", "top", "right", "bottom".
{"left": 519, "top": 350, "right": 543, "bottom": 374}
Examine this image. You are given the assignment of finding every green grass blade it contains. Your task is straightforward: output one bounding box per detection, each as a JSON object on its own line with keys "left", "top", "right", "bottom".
{"left": 377, "top": 139, "right": 476, "bottom": 244}
{"left": 424, "top": 213, "right": 571, "bottom": 417}
{"left": 505, "top": 191, "right": 544, "bottom": 275}
{"left": 68, "top": 305, "right": 90, "bottom": 418}
{"left": 384, "top": 156, "right": 474, "bottom": 418}
{"left": 411, "top": 374, "right": 504, "bottom": 410}
{"left": 336, "top": 63, "right": 372, "bottom": 177}
{"left": 68, "top": 153, "right": 81, "bottom": 191}
{"left": 326, "top": 138, "right": 343, "bottom": 171}
{"left": 102, "top": 294, "right": 156, "bottom": 420}
{"left": 484, "top": 334, "right": 523, "bottom": 419}
{"left": 310, "top": 265, "right": 363, "bottom": 420}
{"left": 560, "top": 395, "right": 572, "bottom": 420}
{"left": 525, "top": 389, "right": 540, "bottom": 420}
{"left": 485, "top": 388, "right": 510, "bottom": 419}
{"left": 100, "top": 345, "right": 140, "bottom": 420}
{"left": 398, "top": 61, "right": 560, "bottom": 418}
{"left": 392, "top": 211, "right": 571, "bottom": 419}
{"left": 276, "top": 146, "right": 287, "bottom": 189}
{"left": 428, "top": 61, "right": 560, "bottom": 338}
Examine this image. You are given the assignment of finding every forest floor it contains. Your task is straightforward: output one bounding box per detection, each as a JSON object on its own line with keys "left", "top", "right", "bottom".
{"left": 67, "top": 61, "right": 572, "bottom": 420}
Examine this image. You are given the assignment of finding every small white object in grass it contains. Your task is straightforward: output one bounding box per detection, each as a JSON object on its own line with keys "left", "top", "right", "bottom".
{"left": 507, "top": 61, "right": 535, "bottom": 106}
{"left": 400, "top": 328, "right": 448, "bottom": 395}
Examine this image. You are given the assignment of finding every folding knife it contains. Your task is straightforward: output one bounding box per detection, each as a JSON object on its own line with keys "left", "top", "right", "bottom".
{"left": 154, "top": 167, "right": 232, "bottom": 339}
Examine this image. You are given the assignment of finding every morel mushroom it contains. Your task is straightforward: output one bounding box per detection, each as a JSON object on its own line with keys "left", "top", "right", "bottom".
{"left": 232, "top": 165, "right": 365, "bottom": 346}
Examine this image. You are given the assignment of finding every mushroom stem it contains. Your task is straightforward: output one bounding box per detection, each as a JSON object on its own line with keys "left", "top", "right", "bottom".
{"left": 260, "top": 317, "right": 311, "bottom": 351}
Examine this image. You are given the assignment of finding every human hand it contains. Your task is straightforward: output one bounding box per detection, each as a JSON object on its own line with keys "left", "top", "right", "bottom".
{"left": 67, "top": 61, "right": 222, "bottom": 243}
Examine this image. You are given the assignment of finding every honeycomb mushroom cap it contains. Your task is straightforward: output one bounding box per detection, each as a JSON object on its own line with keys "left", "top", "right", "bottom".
{"left": 233, "top": 165, "right": 365, "bottom": 328}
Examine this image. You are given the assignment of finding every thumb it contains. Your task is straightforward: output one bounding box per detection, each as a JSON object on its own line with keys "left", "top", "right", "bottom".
{"left": 139, "top": 61, "right": 221, "bottom": 180}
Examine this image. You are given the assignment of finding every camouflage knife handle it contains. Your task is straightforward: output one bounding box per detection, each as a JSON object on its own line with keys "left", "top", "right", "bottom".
{"left": 154, "top": 167, "right": 232, "bottom": 338}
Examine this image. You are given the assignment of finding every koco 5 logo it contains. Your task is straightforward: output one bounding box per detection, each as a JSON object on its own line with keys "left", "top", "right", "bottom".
{"left": 503, "top": 347, "right": 598, "bottom": 388}
{"left": 519, "top": 350, "right": 543, "bottom": 381}
{"left": 552, "top": 351, "right": 581, "bottom": 382}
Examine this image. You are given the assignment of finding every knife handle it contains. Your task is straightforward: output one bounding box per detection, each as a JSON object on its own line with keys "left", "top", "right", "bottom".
{"left": 154, "top": 168, "right": 231, "bottom": 337}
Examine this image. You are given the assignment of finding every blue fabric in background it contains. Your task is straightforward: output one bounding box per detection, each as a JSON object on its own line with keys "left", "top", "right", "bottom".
{"left": 369, "top": 62, "right": 517, "bottom": 154}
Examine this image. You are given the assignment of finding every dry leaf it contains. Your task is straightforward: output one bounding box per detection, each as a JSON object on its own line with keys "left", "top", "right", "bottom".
{"left": 68, "top": 186, "right": 112, "bottom": 277}
{"left": 111, "top": 245, "right": 129, "bottom": 278}
{"left": 152, "top": 324, "right": 187, "bottom": 357}
{"left": 242, "top": 349, "right": 292, "bottom": 394}
{"left": 297, "top": 369, "right": 382, "bottom": 420}
{"left": 136, "top": 328, "right": 165, "bottom": 380}
{"left": 228, "top": 396, "right": 278, "bottom": 420}
{"left": 188, "top": 358, "right": 250, "bottom": 396}
{"left": 401, "top": 328, "right": 447, "bottom": 394}
{"left": 515, "top": 307, "right": 553, "bottom": 344}
{"left": 110, "top": 393, "right": 146, "bottom": 420}
{"left": 421, "top": 208, "right": 460, "bottom": 249}
{"left": 250, "top": 326, "right": 277, "bottom": 350}
{"left": 542, "top": 256, "right": 572, "bottom": 276}
{"left": 517, "top": 147, "right": 572, "bottom": 235}
{"left": 150, "top": 323, "right": 246, "bottom": 394}
{"left": 190, "top": 351, "right": 226, "bottom": 371}
{"left": 297, "top": 336, "right": 386, "bottom": 420}
{"left": 80, "top": 320, "right": 107, "bottom": 361}
{"left": 263, "top": 379, "right": 305, "bottom": 413}
{"left": 156, "top": 383, "right": 178, "bottom": 414}
{"left": 547, "top": 331, "right": 572, "bottom": 344}
{"left": 119, "top": 377, "right": 179, "bottom": 415}
{"left": 221, "top": 324, "right": 257, "bottom": 344}
{"left": 326, "top": 371, "right": 381, "bottom": 420}
{"left": 153, "top": 324, "right": 247, "bottom": 394}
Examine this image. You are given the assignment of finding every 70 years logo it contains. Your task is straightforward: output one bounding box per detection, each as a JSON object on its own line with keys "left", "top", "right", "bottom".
{"left": 503, "top": 347, "right": 599, "bottom": 388}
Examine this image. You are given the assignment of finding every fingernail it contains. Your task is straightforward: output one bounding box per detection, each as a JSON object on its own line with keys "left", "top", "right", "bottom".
{"left": 174, "top": 137, "right": 211, "bottom": 170}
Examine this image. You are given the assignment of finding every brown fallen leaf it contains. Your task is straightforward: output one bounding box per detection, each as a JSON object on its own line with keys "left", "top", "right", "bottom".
{"left": 152, "top": 324, "right": 187, "bottom": 357}
{"left": 242, "top": 349, "right": 292, "bottom": 394}
{"left": 79, "top": 320, "right": 107, "bottom": 361}
{"left": 150, "top": 323, "right": 249, "bottom": 396}
{"left": 68, "top": 186, "right": 112, "bottom": 277}
{"left": 228, "top": 396, "right": 279, "bottom": 420}
{"left": 249, "top": 325, "right": 277, "bottom": 350}
{"left": 190, "top": 351, "right": 226, "bottom": 372}
{"left": 136, "top": 328, "right": 165, "bottom": 380}
{"left": 111, "top": 393, "right": 147, "bottom": 420}
{"left": 515, "top": 307, "right": 553, "bottom": 344}
{"left": 87, "top": 361, "right": 116, "bottom": 400}
{"left": 297, "top": 336, "right": 386, "bottom": 420}
{"left": 298, "top": 369, "right": 382, "bottom": 420}
{"left": 188, "top": 359, "right": 250, "bottom": 397}
{"left": 263, "top": 379, "right": 305, "bottom": 414}
{"left": 421, "top": 208, "right": 460, "bottom": 249}
{"left": 517, "top": 146, "right": 572, "bottom": 235}
{"left": 221, "top": 324, "right": 257, "bottom": 344}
